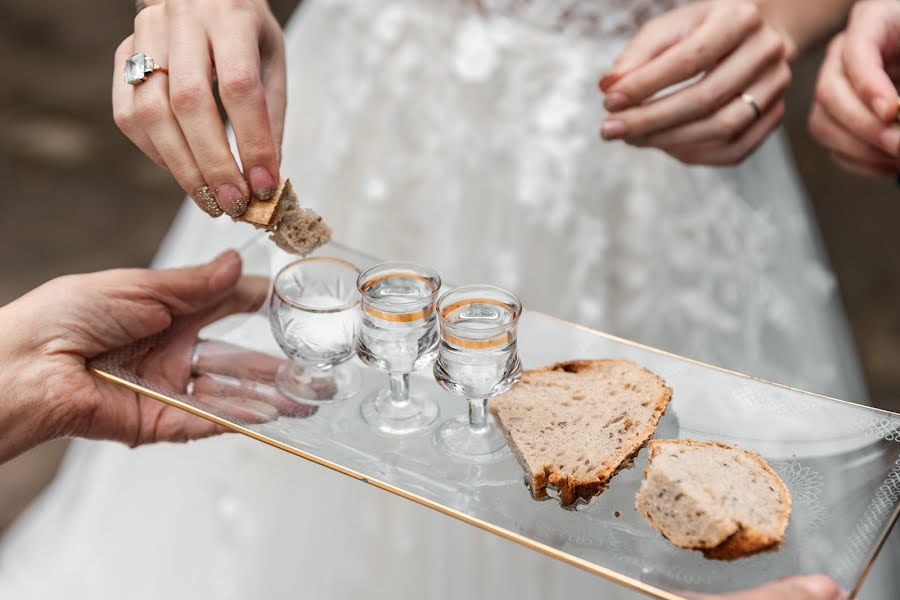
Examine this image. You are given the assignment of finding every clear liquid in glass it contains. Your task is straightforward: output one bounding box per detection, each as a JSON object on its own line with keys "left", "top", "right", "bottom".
{"left": 357, "top": 274, "right": 439, "bottom": 373}
{"left": 434, "top": 300, "right": 521, "bottom": 399}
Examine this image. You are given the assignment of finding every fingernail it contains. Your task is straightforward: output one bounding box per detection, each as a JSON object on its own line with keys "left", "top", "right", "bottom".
{"left": 601, "top": 120, "right": 627, "bottom": 140}
{"left": 873, "top": 97, "right": 893, "bottom": 122}
{"left": 213, "top": 249, "right": 240, "bottom": 269}
{"left": 216, "top": 184, "right": 249, "bottom": 217}
{"left": 599, "top": 72, "right": 623, "bottom": 92}
{"left": 192, "top": 186, "right": 223, "bottom": 217}
{"left": 798, "top": 576, "right": 843, "bottom": 600}
{"left": 879, "top": 128, "right": 900, "bottom": 156}
{"left": 604, "top": 92, "right": 629, "bottom": 111}
{"left": 244, "top": 400, "right": 279, "bottom": 421}
{"left": 248, "top": 166, "right": 277, "bottom": 200}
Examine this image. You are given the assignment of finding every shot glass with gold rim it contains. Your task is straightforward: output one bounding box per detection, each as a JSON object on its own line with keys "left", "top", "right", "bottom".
{"left": 269, "top": 257, "right": 362, "bottom": 404}
{"left": 433, "top": 285, "right": 523, "bottom": 462}
{"left": 357, "top": 262, "right": 442, "bottom": 436}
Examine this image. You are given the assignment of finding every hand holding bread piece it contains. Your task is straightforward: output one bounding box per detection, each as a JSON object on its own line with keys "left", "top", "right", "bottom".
{"left": 237, "top": 178, "right": 332, "bottom": 255}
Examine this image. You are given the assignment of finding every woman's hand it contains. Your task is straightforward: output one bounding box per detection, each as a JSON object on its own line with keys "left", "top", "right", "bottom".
{"left": 807, "top": 0, "right": 900, "bottom": 177}
{"left": 0, "top": 252, "right": 285, "bottom": 464}
{"left": 599, "top": 0, "right": 792, "bottom": 166}
{"left": 112, "top": 0, "right": 287, "bottom": 217}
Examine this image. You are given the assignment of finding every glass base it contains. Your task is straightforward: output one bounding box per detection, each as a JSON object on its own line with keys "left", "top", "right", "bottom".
{"left": 435, "top": 414, "right": 509, "bottom": 462}
{"left": 360, "top": 388, "right": 440, "bottom": 436}
{"left": 275, "top": 361, "right": 359, "bottom": 405}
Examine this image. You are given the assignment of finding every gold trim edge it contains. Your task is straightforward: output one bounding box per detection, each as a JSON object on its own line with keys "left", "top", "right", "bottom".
{"left": 89, "top": 367, "right": 686, "bottom": 600}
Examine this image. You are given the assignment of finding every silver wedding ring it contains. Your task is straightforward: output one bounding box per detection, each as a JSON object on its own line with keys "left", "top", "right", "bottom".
{"left": 740, "top": 93, "right": 763, "bottom": 119}
{"left": 125, "top": 52, "right": 168, "bottom": 85}
{"left": 190, "top": 339, "right": 206, "bottom": 376}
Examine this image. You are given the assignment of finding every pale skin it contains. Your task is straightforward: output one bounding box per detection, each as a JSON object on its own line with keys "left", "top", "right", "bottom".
{"left": 808, "top": 0, "right": 900, "bottom": 177}
{"left": 599, "top": 0, "right": 856, "bottom": 166}
{"left": 112, "top": 0, "right": 287, "bottom": 217}
{"left": 0, "top": 251, "right": 313, "bottom": 465}
{"left": 111, "top": 0, "right": 857, "bottom": 205}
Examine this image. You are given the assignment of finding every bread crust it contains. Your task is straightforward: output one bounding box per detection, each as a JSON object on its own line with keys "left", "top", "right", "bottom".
{"left": 641, "top": 439, "right": 792, "bottom": 560}
{"left": 494, "top": 359, "right": 672, "bottom": 507}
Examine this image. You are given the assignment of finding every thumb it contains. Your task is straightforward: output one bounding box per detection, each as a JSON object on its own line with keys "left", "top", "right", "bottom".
{"left": 681, "top": 575, "right": 843, "bottom": 600}
{"left": 148, "top": 250, "right": 243, "bottom": 316}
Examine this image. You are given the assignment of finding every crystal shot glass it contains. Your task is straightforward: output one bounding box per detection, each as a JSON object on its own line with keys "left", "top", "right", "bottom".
{"left": 269, "top": 257, "right": 361, "bottom": 404}
{"left": 357, "top": 262, "right": 442, "bottom": 435}
{"left": 433, "top": 285, "right": 523, "bottom": 462}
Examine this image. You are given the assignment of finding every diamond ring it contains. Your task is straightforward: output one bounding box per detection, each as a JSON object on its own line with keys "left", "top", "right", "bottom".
{"left": 125, "top": 52, "right": 168, "bottom": 85}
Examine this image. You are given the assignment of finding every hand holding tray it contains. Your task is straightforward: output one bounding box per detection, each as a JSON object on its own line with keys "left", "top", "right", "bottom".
{"left": 90, "top": 237, "right": 900, "bottom": 599}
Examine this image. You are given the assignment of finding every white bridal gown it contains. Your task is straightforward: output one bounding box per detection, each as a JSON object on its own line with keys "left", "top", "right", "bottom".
{"left": 2, "top": 0, "right": 895, "bottom": 598}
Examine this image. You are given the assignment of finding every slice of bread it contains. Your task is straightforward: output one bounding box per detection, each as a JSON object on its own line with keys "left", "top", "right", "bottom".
{"left": 636, "top": 439, "right": 791, "bottom": 560}
{"left": 238, "top": 178, "right": 332, "bottom": 255}
{"left": 490, "top": 359, "right": 672, "bottom": 506}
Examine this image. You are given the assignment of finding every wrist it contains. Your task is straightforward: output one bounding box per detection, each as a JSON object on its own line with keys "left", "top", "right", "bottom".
{"left": 0, "top": 305, "right": 66, "bottom": 463}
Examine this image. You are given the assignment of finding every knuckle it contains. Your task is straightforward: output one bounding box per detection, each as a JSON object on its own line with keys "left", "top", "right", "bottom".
{"left": 115, "top": 37, "right": 133, "bottom": 60}
{"left": 735, "top": 1, "right": 762, "bottom": 29}
{"left": 764, "top": 31, "right": 787, "bottom": 60}
{"left": 807, "top": 110, "right": 825, "bottom": 139}
{"left": 134, "top": 95, "right": 167, "bottom": 126}
{"left": 170, "top": 78, "right": 205, "bottom": 113}
{"left": 717, "top": 110, "right": 747, "bottom": 137}
{"left": 813, "top": 81, "right": 830, "bottom": 107}
{"left": 219, "top": 69, "right": 262, "bottom": 100}
{"left": 166, "top": 0, "right": 193, "bottom": 17}
{"left": 696, "top": 83, "right": 726, "bottom": 109}
{"left": 113, "top": 107, "right": 135, "bottom": 131}
{"left": 682, "top": 43, "right": 708, "bottom": 72}
{"left": 781, "top": 64, "right": 793, "bottom": 88}
{"left": 133, "top": 3, "right": 161, "bottom": 29}
{"left": 203, "top": 157, "right": 239, "bottom": 181}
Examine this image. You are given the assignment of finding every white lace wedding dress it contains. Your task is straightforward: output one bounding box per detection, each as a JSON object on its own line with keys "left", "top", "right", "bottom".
{"left": 2, "top": 1, "right": 894, "bottom": 598}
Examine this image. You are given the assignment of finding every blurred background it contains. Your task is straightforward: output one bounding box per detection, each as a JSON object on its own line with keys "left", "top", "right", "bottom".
{"left": 1, "top": 1, "right": 898, "bottom": 533}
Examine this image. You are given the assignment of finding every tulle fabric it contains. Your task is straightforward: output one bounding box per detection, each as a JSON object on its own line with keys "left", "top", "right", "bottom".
{"left": 1, "top": 1, "right": 891, "bottom": 598}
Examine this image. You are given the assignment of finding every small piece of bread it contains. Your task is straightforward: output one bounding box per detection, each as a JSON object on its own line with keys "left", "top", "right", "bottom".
{"left": 490, "top": 359, "right": 672, "bottom": 506}
{"left": 636, "top": 439, "right": 792, "bottom": 560}
{"left": 238, "top": 178, "right": 332, "bottom": 255}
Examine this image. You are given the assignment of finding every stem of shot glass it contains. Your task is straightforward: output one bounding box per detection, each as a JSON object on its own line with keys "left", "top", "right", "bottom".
{"left": 389, "top": 372, "right": 411, "bottom": 407}
{"left": 467, "top": 398, "right": 489, "bottom": 433}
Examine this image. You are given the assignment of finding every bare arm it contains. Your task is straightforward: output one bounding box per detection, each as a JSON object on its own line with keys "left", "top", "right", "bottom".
{"left": 755, "top": 0, "right": 856, "bottom": 58}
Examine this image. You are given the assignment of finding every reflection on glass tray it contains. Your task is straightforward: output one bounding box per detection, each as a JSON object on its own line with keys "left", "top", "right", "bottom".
{"left": 89, "top": 237, "right": 900, "bottom": 600}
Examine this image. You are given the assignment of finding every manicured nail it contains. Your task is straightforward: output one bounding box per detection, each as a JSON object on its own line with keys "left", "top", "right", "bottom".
{"left": 216, "top": 184, "right": 249, "bottom": 217}
{"left": 192, "top": 185, "right": 223, "bottom": 217}
{"left": 879, "top": 128, "right": 900, "bottom": 156}
{"left": 872, "top": 97, "right": 893, "bottom": 122}
{"left": 601, "top": 120, "right": 627, "bottom": 140}
{"left": 248, "top": 166, "right": 277, "bottom": 200}
{"left": 599, "top": 73, "right": 623, "bottom": 92}
{"left": 604, "top": 92, "right": 629, "bottom": 111}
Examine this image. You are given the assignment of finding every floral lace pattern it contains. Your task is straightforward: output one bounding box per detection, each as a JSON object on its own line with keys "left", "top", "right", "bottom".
{"left": 289, "top": 0, "right": 866, "bottom": 401}
{"left": 471, "top": 0, "right": 683, "bottom": 37}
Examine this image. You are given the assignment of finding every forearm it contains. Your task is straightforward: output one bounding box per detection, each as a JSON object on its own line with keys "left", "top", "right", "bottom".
{"left": 755, "top": 0, "right": 856, "bottom": 57}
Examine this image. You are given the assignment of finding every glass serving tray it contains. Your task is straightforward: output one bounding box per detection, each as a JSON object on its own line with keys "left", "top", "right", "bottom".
{"left": 89, "top": 237, "right": 900, "bottom": 599}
